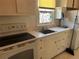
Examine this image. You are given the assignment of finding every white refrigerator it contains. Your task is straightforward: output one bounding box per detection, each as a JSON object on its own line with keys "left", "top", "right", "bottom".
{"left": 64, "top": 10, "right": 79, "bottom": 50}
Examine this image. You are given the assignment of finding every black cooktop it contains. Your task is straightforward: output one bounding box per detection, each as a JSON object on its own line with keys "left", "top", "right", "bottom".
{"left": 0, "top": 33, "right": 35, "bottom": 47}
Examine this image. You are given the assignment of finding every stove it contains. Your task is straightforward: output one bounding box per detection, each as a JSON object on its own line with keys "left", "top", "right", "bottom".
{"left": 0, "top": 33, "right": 35, "bottom": 47}
{"left": 0, "top": 23, "right": 35, "bottom": 47}
{"left": 0, "top": 23, "right": 35, "bottom": 59}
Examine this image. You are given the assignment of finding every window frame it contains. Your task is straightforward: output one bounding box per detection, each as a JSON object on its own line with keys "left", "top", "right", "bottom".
{"left": 37, "top": 8, "right": 55, "bottom": 26}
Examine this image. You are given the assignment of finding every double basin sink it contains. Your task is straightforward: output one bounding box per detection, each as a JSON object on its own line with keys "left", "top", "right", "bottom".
{"left": 39, "top": 30, "right": 55, "bottom": 34}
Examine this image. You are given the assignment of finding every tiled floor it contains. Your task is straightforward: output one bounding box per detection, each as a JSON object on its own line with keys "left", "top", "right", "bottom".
{"left": 54, "top": 49, "right": 79, "bottom": 59}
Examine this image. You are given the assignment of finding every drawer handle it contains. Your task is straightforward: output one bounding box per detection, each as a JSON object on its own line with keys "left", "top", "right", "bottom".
{"left": 40, "top": 57, "right": 42, "bottom": 59}
{"left": 54, "top": 41, "right": 56, "bottom": 43}
{"left": 40, "top": 40, "right": 42, "bottom": 41}
{"left": 40, "top": 47, "right": 42, "bottom": 49}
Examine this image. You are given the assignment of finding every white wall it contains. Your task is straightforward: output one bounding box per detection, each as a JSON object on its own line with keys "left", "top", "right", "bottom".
{"left": 0, "top": 15, "right": 37, "bottom": 31}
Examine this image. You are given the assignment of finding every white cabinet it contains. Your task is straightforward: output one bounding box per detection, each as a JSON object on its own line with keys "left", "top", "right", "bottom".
{"left": 55, "top": 29, "right": 72, "bottom": 54}
{"left": 35, "top": 29, "right": 72, "bottom": 59}
{"left": 34, "top": 38, "right": 45, "bottom": 59}
{"left": 34, "top": 35, "right": 57, "bottom": 59}
{"left": 53, "top": 32, "right": 68, "bottom": 54}
{"left": 44, "top": 35, "right": 57, "bottom": 59}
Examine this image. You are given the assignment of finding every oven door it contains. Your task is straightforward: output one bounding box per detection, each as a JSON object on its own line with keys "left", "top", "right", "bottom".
{"left": 1, "top": 41, "right": 35, "bottom": 59}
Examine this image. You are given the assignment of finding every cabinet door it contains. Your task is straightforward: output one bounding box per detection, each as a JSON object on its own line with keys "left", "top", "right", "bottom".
{"left": 74, "top": 0, "right": 79, "bottom": 9}
{"left": 0, "top": 0, "right": 16, "bottom": 15}
{"left": 56, "top": 37, "right": 67, "bottom": 54}
{"left": 54, "top": 32, "right": 67, "bottom": 54}
{"left": 34, "top": 38, "right": 45, "bottom": 59}
{"left": 61, "top": 0, "right": 73, "bottom": 8}
{"left": 67, "top": 0, "right": 73, "bottom": 8}
{"left": 44, "top": 36, "right": 57, "bottom": 59}
{"left": 16, "top": 0, "right": 37, "bottom": 16}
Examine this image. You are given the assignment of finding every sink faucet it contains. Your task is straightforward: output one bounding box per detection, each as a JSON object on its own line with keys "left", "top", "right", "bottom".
{"left": 41, "top": 26, "right": 48, "bottom": 31}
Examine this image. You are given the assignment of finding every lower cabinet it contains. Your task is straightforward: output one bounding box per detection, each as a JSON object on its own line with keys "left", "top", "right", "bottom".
{"left": 54, "top": 32, "right": 68, "bottom": 54}
{"left": 44, "top": 36, "right": 57, "bottom": 59}
{"left": 34, "top": 36, "right": 57, "bottom": 59}
{"left": 34, "top": 30, "right": 71, "bottom": 59}
{"left": 34, "top": 38, "right": 45, "bottom": 59}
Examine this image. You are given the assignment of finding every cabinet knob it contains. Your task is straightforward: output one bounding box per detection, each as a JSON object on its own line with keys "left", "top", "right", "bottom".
{"left": 40, "top": 47, "right": 42, "bottom": 49}
{"left": 40, "top": 40, "right": 42, "bottom": 41}
{"left": 57, "top": 48, "right": 60, "bottom": 50}
{"left": 63, "top": 39, "right": 65, "bottom": 40}
{"left": 40, "top": 57, "right": 42, "bottom": 59}
{"left": 54, "top": 41, "right": 56, "bottom": 43}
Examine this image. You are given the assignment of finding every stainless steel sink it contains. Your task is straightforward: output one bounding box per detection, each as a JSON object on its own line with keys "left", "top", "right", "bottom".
{"left": 39, "top": 30, "right": 55, "bottom": 34}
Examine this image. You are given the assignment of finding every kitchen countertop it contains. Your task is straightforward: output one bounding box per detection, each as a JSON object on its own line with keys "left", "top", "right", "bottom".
{"left": 0, "top": 27, "right": 72, "bottom": 50}
{"left": 29, "top": 27, "right": 72, "bottom": 39}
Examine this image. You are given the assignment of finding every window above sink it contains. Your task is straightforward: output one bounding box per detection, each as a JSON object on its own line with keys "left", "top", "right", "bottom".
{"left": 38, "top": 8, "right": 55, "bottom": 26}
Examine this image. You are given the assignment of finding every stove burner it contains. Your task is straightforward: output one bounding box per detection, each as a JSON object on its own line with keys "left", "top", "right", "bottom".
{"left": 0, "top": 33, "right": 35, "bottom": 47}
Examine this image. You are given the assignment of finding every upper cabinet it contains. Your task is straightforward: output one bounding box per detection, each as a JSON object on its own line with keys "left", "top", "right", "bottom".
{"left": 39, "top": 0, "right": 56, "bottom": 8}
{"left": 56, "top": 0, "right": 79, "bottom": 9}
{"left": 56, "top": 0, "right": 73, "bottom": 8}
{"left": 0, "top": 0, "right": 16, "bottom": 15}
{"left": 74, "top": 0, "right": 79, "bottom": 9}
{"left": 0, "top": 0, "right": 37, "bottom": 16}
{"left": 66, "top": 0, "right": 73, "bottom": 8}
{"left": 16, "top": 0, "right": 37, "bottom": 16}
